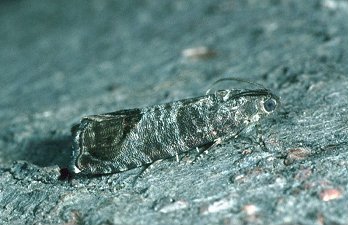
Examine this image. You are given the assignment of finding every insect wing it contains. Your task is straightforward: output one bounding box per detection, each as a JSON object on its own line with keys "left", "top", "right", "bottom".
{"left": 73, "top": 109, "right": 142, "bottom": 173}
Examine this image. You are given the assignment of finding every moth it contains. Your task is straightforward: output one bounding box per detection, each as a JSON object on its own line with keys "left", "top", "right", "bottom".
{"left": 71, "top": 79, "right": 280, "bottom": 175}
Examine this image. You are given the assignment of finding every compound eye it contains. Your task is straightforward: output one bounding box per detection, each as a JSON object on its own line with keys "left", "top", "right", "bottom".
{"left": 263, "top": 98, "right": 277, "bottom": 112}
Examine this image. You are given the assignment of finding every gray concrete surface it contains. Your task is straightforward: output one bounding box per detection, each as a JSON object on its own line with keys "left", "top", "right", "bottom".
{"left": 1, "top": 0, "right": 347, "bottom": 224}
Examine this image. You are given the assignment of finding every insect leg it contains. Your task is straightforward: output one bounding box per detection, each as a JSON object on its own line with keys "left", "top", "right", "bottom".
{"left": 234, "top": 124, "right": 268, "bottom": 151}
{"left": 131, "top": 160, "right": 164, "bottom": 187}
{"left": 190, "top": 138, "right": 222, "bottom": 164}
{"left": 255, "top": 123, "right": 268, "bottom": 151}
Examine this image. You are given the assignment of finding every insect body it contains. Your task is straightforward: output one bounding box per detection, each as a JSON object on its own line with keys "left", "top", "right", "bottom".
{"left": 71, "top": 87, "right": 279, "bottom": 175}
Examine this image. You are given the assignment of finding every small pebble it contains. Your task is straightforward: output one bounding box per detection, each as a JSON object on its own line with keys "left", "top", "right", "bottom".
{"left": 319, "top": 188, "right": 342, "bottom": 201}
{"left": 182, "top": 46, "right": 216, "bottom": 59}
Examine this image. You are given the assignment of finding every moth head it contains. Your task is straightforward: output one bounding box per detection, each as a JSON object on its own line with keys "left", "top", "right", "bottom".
{"left": 230, "top": 89, "right": 279, "bottom": 111}
{"left": 228, "top": 89, "right": 280, "bottom": 124}
{"left": 237, "top": 90, "right": 280, "bottom": 132}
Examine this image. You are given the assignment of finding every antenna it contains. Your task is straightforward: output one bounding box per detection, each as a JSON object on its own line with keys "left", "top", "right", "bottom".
{"left": 205, "top": 77, "right": 266, "bottom": 95}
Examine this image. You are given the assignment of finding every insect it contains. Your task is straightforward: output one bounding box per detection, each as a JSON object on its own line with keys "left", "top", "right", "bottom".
{"left": 71, "top": 78, "right": 280, "bottom": 175}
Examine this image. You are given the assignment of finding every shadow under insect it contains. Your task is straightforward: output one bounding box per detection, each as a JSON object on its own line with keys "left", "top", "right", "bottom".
{"left": 18, "top": 134, "right": 72, "bottom": 168}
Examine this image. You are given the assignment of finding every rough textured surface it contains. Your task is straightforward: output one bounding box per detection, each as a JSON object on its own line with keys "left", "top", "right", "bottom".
{"left": 0, "top": 0, "right": 347, "bottom": 224}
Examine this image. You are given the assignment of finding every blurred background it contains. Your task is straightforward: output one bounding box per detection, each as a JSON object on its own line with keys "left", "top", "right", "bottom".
{"left": 1, "top": 1, "right": 347, "bottom": 224}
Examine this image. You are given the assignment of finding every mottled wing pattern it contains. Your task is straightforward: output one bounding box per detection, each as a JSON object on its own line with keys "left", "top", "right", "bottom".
{"left": 74, "top": 109, "right": 142, "bottom": 172}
